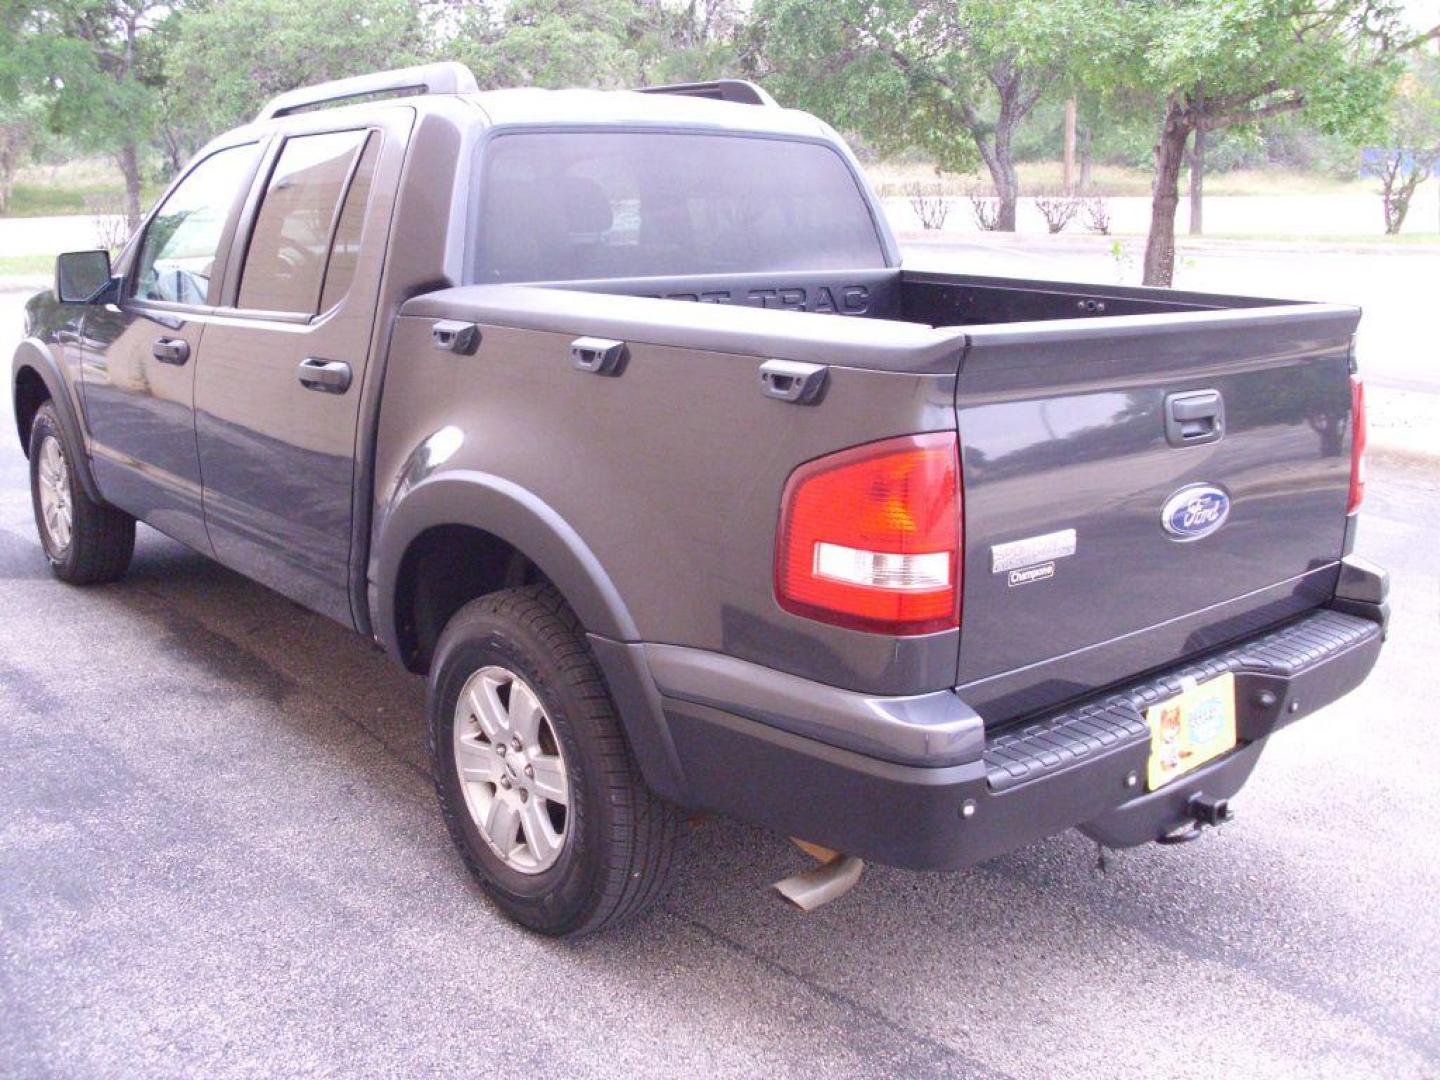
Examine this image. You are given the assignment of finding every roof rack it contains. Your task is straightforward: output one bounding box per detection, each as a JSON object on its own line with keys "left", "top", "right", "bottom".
{"left": 255, "top": 62, "right": 479, "bottom": 122}
{"left": 637, "top": 79, "right": 777, "bottom": 107}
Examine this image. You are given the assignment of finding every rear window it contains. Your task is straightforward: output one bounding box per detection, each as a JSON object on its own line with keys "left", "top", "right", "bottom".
{"left": 473, "top": 131, "right": 885, "bottom": 283}
{"left": 238, "top": 129, "right": 370, "bottom": 314}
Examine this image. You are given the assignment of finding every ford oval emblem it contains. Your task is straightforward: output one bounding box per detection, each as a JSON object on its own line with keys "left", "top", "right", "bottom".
{"left": 1161, "top": 484, "right": 1230, "bottom": 541}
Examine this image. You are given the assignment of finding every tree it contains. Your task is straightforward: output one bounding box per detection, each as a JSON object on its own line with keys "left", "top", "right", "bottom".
{"left": 634, "top": 0, "right": 746, "bottom": 84}
{"left": 163, "top": 0, "right": 428, "bottom": 161}
{"left": 751, "top": 0, "right": 1088, "bottom": 231}
{"left": 1363, "top": 53, "right": 1440, "bottom": 234}
{"left": 1084, "top": 0, "right": 1436, "bottom": 285}
{"left": 444, "top": 0, "right": 648, "bottom": 90}
{"left": 0, "top": 0, "right": 170, "bottom": 229}
{"left": 0, "top": 99, "right": 39, "bottom": 213}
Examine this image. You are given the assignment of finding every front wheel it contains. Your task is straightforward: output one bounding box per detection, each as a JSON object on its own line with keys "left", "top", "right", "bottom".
{"left": 428, "top": 584, "right": 681, "bottom": 936}
{"left": 28, "top": 402, "right": 134, "bottom": 584}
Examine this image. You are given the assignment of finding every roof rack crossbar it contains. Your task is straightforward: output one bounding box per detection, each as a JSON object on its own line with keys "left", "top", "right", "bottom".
{"left": 255, "top": 62, "right": 479, "bottom": 122}
{"left": 637, "top": 79, "right": 777, "bottom": 107}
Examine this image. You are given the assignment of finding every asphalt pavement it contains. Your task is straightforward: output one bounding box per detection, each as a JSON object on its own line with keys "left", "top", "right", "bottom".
{"left": 1, "top": 285, "right": 1438, "bottom": 1079}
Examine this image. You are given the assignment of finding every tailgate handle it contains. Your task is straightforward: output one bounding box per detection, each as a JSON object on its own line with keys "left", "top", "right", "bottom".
{"left": 1165, "top": 389, "right": 1224, "bottom": 447}
{"left": 759, "top": 359, "right": 827, "bottom": 404}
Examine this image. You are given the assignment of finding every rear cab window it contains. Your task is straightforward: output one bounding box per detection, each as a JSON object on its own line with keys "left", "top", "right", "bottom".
{"left": 237, "top": 129, "right": 378, "bottom": 315}
{"left": 472, "top": 131, "right": 886, "bottom": 284}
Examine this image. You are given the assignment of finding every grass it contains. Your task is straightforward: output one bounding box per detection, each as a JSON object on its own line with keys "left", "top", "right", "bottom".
{"left": 865, "top": 160, "right": 1374, "bottom": 198}
{"left": 1181, "top": 232, "right": 1440, "bottom": 246}
{"left": 0, "top": 254, "right": 57, "bottom": 277}
{"left": 4, "top": 158, "right": 163, "bottom": 218}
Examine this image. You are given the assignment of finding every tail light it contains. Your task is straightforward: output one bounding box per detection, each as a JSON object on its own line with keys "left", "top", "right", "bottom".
{"left": 1347, "top": 374, "right": 1366, "bottom": 515}
{"left": 775, "top": 432, "right": 962, "bottom": 635}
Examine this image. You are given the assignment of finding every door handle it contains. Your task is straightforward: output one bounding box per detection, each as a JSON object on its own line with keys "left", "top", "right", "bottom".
{"left": 1165, "top": 389, "right": 1224, "bottom": 447}
{"left": 297, "top": 357, "right": 352, "bottom": 394}
{"left": 152, "top": 337, "right": 190, "bottom": 365}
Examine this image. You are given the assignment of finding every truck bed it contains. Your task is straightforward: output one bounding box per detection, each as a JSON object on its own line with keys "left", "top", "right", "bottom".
{"left": 392, "top": 267, "right": 1360, "bottom": 726}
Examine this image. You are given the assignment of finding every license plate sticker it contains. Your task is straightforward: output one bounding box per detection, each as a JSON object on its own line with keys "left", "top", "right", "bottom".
{"left": 1146, "top": 672, "right": 1238, "bottom": 791}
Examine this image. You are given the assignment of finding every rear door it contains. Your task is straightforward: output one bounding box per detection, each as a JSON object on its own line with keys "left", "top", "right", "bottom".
{"left": 953, "top": 305, "right": 1360, "bottom": 719}
{"left": 194, "top": 107, "right": 412, "bottom": 624}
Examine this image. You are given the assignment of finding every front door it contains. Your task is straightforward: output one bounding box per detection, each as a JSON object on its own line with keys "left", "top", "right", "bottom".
{"left": 81, "top": 142, "right": 264, "bottom": 553}
{"left": 194, "top": 109, "right": 411, "bottom": 624}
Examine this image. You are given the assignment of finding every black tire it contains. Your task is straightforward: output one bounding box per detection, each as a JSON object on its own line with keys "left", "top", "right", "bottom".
{"left": 28, "top": 402, "right": 135, "bottom": 585}
{"left": 429, "top": 583, "right": 681, "bottom": 937}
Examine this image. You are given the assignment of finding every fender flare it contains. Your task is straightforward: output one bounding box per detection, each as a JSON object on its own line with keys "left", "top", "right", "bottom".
{"left": 371, "top": 469, "right": 641, "bottom": 654}
{"left": 371, "top": 471, "right": 688, "bottom": 799}
{"left": 11, "top": 338, "right": 104, "bottom": 503}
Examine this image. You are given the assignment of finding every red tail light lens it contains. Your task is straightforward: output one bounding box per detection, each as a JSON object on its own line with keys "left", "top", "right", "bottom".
{"left": 775, "top": 432, "right": 962, "bottom": 635}
{"left": 1348, "top": 374, "right": 1366, "bottom": 515}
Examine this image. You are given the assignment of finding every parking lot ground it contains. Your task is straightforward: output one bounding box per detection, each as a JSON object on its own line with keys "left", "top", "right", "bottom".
{"left": 1, "top": 280, "right": 1438, "bottom": 1078}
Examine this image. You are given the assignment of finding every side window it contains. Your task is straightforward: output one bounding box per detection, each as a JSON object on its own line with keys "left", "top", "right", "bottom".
{"left": 318, "top": 134, "right": 379, "bottom": 312}
{"left": 237, "top": 129, "right": 369, "bottom": 314}
{"left": 133, "top": 143, "right": 259, "bottom": 305}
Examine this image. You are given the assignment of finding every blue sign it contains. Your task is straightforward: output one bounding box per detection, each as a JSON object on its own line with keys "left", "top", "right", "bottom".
{"left": 1361, "top": 148, "right": 1440, "bottom": 177}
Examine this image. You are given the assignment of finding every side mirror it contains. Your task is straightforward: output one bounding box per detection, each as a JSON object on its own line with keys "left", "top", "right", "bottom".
{"left": 55, "top": 250, "right": 115, "bottom": 304}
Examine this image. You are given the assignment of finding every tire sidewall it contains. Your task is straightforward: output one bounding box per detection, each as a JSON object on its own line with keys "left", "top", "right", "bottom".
{"left": 28, "top": 405, "right": 77, "bottom": 573}
{"left": 430, "top": 607, "right": 609, "bottom": 932}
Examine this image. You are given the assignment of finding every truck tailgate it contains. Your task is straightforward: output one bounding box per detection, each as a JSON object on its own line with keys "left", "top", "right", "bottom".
{"left": 954, "top": 303, "right": 1361, "bottom": 720}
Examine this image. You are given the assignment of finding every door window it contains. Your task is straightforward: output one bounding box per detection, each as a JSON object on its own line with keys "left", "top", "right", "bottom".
{"left": 238, "top": 130, "right": 370, "bottom": 314}
{"left": 133, "top": 143, "right": 260, "bottom": 305}
{"left": 318, "top": 134, "right": 380, "bottom": 312}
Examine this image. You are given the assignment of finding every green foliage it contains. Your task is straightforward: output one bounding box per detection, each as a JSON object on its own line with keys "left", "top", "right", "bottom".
{"left": 1382, "top": 52, "right": 1440, "bottom": 153}
{"left": 751, "top": 0, "right": 1103, "bottom": 231}
{"left": 1069, "top": 0, "right": 1424, "bottom": 282}
{"left": 445, "top": 0, "right": 744, "bottom": 93}
{"left": 162, "top": 0, "right": 428, "bottom": 157}
{"left": 1083, "top": 0, "right": 1407, "bottom": 142}
{"left": 449, "top": 0, "right": 647, "bottom": 90}
{"left": 0, "top": 1, "right": 168, "bottom": 155}
{"left": 1363, "top": 52, "right": 1440, "bottom": 232}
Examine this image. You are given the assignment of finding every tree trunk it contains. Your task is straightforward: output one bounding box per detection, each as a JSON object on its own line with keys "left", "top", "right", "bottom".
{"left": 1188, "top": 123, "right": 1205, "bottom": 235}
{"left": 117, "top": 142, "right": 143, "bottom": 233}
{"left": 988, "top": 153, "right": 1019, "bottom": 231}
{"left": 1142, "top": 100, "right": 1192, "bottom": 287}
{"left": 1063, "top": 99, "right": 1077, "bottom": 193}
{"left": 985, "top": 96, "right": 1021, "bottom": 231}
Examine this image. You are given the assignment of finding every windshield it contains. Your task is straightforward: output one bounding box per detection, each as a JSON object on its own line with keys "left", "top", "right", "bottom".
{"left": 473, "top": 130, "right": 886, "bottom": 283}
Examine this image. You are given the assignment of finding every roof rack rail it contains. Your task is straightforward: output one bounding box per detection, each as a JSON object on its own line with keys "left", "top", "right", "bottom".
{"left": 637, "top": 79, "right": 777, "bottom": 107}
{"left": 255, "top": 62, "right": 479, "bottom": 122}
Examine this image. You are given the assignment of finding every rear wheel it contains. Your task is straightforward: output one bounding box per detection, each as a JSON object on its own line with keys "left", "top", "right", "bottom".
{"left": 428, "top": 584, "right": 680, "bottom": 936}
{"left": 28, "top": 402, "right": 134, "bottom": 584}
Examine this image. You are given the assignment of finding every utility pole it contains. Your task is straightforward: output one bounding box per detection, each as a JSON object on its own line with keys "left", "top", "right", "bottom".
{"left": 1063, "top": 99, "right": 1077, "bottom": 193}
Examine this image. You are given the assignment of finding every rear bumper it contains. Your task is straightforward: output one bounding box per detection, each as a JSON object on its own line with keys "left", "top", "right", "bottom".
{"left": 638, "top": 604, "right": 1384, "bottom": 870}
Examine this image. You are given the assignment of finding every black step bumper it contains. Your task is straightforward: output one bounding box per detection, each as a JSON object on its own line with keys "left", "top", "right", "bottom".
{"left": 651, "top": 606, "right": 1384, "bottom": 870}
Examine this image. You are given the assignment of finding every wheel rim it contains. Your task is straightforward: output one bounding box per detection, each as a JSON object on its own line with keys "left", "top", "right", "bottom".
{"left": 453, "top": 665, "right": 570, "bottom": 875}
{"left": 36, "top": 434, "right": 73, "bottom": 554}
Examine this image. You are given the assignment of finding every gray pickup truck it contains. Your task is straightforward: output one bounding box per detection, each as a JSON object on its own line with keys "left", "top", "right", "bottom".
{"left": 13, "top": 63, "right": 1388, "bottom": 936}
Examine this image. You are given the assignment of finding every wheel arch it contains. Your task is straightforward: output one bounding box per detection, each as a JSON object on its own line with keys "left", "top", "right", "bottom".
{"left": 11, "top": 340, "right": 103, "bottom": 502}
{"left": 373, "top": 473, "right": 688, "bottom": 800}
{"left": 373, "top": 471, "right": 641, "bottom": 673}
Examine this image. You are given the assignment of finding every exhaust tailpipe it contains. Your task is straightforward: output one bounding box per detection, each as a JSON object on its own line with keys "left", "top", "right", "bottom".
{"left": 773, "top": 844, "right": 865, "bottom": 912}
